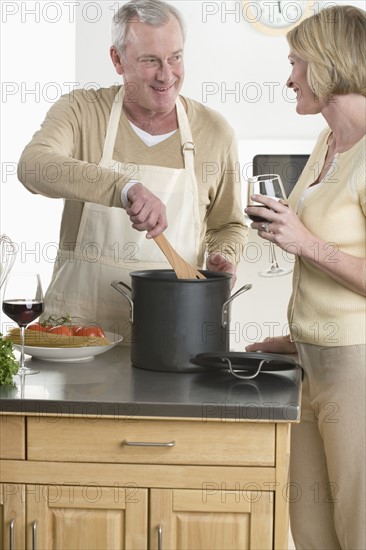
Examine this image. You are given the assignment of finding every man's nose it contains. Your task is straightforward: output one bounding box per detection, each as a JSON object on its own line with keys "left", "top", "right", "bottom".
{"left": 156, "top": 61, "right": 173, "bottom": 81}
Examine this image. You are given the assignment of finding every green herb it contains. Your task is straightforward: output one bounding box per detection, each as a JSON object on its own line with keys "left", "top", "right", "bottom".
{"left": 0, "top": 333, "right": 19, "bottom": 385}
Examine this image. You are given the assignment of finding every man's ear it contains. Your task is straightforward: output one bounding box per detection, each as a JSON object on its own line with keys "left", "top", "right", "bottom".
{"left": 110, "top": 47, "right": 123, "bottom": 75}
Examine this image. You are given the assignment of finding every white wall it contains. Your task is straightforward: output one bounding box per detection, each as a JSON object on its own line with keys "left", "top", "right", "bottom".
{"left": 0, "top": 2, "right": 75, "bottom": 328}
{"left": 1, "top": 0, "right": 363, "bottom": 344}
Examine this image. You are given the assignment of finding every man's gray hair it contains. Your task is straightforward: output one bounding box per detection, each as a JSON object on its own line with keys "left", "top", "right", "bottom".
{"left": 112, "top": 0, "right": 186, "bottom": 54}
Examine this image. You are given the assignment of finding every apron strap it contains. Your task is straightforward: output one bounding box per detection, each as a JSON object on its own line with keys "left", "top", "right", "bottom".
{"left": 176, "top": 97, "right": 195, "bottom": 172}
{"left": 100, "top": 86, "right": 195, "bottom": 170}
{"left": 100, "top": 87, "right": 124, "bottom": 166}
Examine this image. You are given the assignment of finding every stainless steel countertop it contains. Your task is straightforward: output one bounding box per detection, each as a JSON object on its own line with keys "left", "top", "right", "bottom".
{"left": 0, "top": 346, "right": 302, "bottom": 421}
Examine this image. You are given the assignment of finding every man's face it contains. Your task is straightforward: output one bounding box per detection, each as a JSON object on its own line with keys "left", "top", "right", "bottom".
{"left": 114, "top": 15, "right": 185, "bottom": 117}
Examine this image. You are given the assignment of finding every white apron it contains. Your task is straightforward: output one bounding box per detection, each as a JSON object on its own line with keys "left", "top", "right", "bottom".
{"left": 43, "top": 87, "right": 201, "bottom": 341}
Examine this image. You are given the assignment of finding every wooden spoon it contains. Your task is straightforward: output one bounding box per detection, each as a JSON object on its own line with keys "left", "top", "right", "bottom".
{"left": 154, "top": 234, "right": 206, "bottom": 280}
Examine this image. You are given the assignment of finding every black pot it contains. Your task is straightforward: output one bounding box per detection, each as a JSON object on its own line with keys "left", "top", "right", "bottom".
{"left": 111, "top": 270, "right": 251, "bottom": 372}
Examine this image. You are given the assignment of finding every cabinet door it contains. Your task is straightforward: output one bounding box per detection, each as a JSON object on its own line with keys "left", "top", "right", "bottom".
{"left": 150, "top": 489, "right": 273, "bottom": 550}
{"left": 26, "top": 484, "right": 148, "bottom": 550}
{"left": 0, "top": 484, "right": 25, "bottom": 550}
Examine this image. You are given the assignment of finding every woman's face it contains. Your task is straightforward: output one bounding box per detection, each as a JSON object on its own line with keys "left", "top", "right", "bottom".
{"left": 286, "top": 52, "right": 324, "bottom": 115}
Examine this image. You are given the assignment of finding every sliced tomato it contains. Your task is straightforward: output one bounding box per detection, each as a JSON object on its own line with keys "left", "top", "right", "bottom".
{"left": 73, "top": 324, "right": 105, "bottom": 338}
{"left": 27, "top": 323, "right": 47, "bottom": 332}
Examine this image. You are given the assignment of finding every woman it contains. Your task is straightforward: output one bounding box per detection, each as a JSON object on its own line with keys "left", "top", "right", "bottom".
{"left": 245, "top": 5, "right": 365, "bottom": 549}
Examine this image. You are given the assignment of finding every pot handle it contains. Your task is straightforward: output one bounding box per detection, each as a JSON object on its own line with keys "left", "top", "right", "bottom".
{"left": 222, "top": 283, "right": 252, "bottom": 328}
{"left": 111, "top": 281, "right": 134, "bottom": 323}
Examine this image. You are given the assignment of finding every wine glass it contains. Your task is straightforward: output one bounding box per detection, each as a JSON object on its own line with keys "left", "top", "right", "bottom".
{"left": 247, "top": 174, "right": 292, "bottom": 277}
{"left": 2, "top": 273, "right": 44, "bottom": 376}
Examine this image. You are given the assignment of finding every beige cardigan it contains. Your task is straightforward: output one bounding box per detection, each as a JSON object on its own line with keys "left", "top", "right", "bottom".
{"left": 288, "top": 128, "right": 366, "bottom": 346}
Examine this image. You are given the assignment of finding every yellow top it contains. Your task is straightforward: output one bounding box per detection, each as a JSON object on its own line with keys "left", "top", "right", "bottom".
{"left": 288, "top": 128, "right": 366, "bottom": 346}
{"left": 17, "top": 85, "right": 247, "bottom": 265}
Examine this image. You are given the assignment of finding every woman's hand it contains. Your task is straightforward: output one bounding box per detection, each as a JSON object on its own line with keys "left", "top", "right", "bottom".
{"left": 245, "top": 194, "right": 366, "bottom": 296}
{"left": 245, "top": 195, "right": 313, "bottom": 256}
{"left": 245, "top": 335, "right": 297, "bottom": 354}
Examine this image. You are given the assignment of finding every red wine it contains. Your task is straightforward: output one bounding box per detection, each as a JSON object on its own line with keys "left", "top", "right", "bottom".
{"left": 2, "top": 300, "right": 44, "bottom": 326}
{"left": 247, "top": 205, "right": 270, "bottom": 223}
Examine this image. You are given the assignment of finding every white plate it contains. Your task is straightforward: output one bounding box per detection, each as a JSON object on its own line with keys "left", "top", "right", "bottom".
{"left": 14, "top": 332, "right": 123, "bottom": 363}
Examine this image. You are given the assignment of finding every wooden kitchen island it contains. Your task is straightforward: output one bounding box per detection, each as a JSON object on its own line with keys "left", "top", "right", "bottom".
{"left": 0, "top": 345, "right": 302, "bottom": 550}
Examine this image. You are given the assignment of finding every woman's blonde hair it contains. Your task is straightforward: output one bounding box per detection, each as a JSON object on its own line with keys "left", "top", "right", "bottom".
{"left": 287, "top": 5, "right": 366, "bottom": 100}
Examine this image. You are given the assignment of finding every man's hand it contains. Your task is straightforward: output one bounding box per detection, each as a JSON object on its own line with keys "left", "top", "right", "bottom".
{"left": 206, "top": 252, "right": 237, "bottom": 288}
{"left": 126, "top": 183, "right": 167, "bottom": 238}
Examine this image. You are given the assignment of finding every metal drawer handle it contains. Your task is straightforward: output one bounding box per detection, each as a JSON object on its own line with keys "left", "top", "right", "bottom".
{"left": 157, "top": 524, "right": 163, "bottom": 550}
{"left": 122, "top": 440, "right": 176, "bottom": 448}
{"left": 9, "top": 518, "right": 15, "bottom": 550}
{"left": 32, "top": 520, "right": 37, "bottom": 550}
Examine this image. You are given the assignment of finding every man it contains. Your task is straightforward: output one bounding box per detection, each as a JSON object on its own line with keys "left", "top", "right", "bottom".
{"left": 18, "top": 0, "right": 247, "bottom": 339}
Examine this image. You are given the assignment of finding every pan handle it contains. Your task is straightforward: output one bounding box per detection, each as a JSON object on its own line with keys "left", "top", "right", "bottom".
{"left": 111, "top": 281, "right": 134, "bottom": 323}
{"left": 222, "top": 283, "right": 252, "bottom": 328}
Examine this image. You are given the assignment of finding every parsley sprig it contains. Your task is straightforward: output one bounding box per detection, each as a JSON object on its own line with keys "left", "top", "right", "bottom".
{"left": 0, "top": 334, "right": 19, "bottom": 385}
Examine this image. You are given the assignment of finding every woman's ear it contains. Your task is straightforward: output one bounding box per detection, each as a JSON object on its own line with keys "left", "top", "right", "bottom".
{"left": 110, "top": 47, "right": 123, "bottom": 75}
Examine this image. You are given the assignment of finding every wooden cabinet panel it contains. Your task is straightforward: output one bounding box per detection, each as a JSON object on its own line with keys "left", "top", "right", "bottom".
{"left": 26, "top": 485, "right": 148, "bottom": 550}
{"left": 1, "top": 415, "right": 291, "bottom": 549}
{"left": 150, "top": 489, "right": 273, "bottom": 550}
{"left": 27, "top": 417, "right": 275, "bottom": 466}
{"left": 0, "top": 483, "right": 25, "bottom": 550}
{"left": 0, "top": 417, "right": 25, "bottom": 459}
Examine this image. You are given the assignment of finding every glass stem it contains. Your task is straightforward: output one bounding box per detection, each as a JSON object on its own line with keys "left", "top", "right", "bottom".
{"left": 20, "top": 373, "right": 26, "bottom": 398}
{"left": 270, "top": 243, "right": 279, "bottom": 270}
{"left": 19, "top": 326, "right": 25, "bottom": 370}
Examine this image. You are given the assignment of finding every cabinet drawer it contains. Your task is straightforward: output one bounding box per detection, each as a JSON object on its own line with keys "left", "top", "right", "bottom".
{"left": 0, "top": 416, "right": 25, "bottom": 459}
{"left": 27, "top": 417, "right": 275, "bottom": 466}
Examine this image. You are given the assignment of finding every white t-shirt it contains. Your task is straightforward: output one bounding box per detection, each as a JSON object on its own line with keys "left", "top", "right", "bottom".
{"left": 121, "top": 122, "right": 177, "bottom": 207}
